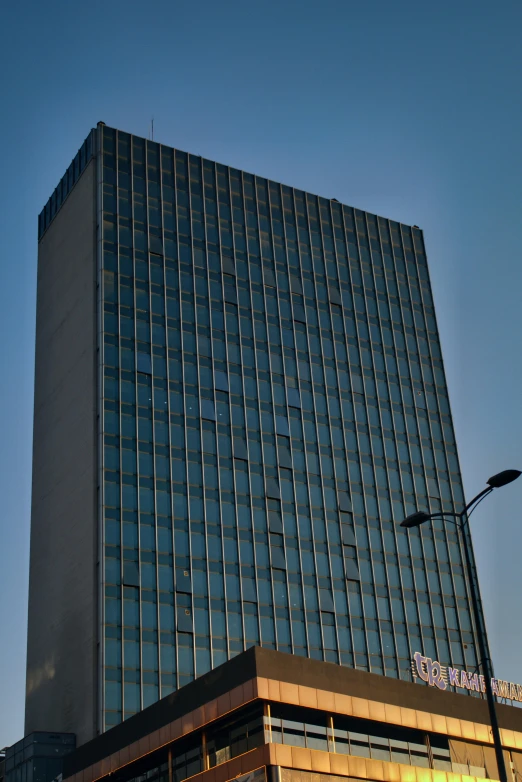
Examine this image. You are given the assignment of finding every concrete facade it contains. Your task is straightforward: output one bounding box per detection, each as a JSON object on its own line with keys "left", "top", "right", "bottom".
{"left": 25, "top": 159, "right": 98, "bottom": 745}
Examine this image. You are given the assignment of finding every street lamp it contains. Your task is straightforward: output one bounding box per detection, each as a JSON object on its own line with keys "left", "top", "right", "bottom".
{"left": 400, "top": 469, "right": 521, "bottom": 782}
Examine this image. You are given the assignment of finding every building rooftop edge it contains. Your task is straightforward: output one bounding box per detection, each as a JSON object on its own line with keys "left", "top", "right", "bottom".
{"left": 38, "top": 123, "right": 424, "bottom": 242}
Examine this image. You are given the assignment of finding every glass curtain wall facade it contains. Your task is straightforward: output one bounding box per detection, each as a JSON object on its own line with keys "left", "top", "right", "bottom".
{"left": 75, "top": 125, "right": 477, "bottom": 730}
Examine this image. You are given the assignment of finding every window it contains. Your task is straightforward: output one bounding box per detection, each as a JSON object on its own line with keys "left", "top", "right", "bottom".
{"left": 344, "top": 557, "right": 360, "bottom": 582}
{"left": 233, "top": 438, "right": 248, "bottom": 460}
{"left": 263, "top": 269, "right": 276, "bottom": 288}
{"left": 275, "top": 416, "right": 290, "bottom": 436}
{"left": 214, "top": 371, "right": 229, "bottom": 392}
{"left": 341, "top": 523, "right": 356, "bottom": 546}
{"left": 176, "top": 606, "right": 193, "bottom": 632}
{"left": 270, "top": 703, "right": 328, "bottom": 752}
{"left": 201, "top": 399, "right": 216, "bottom": 421}
{"left": 207, "top": 706, "right": 264, "bottom": 767}
{"left": 338, "top": 492, "right": 352, "bottom": 512}
{"left": 287, "top": 388, "right": 301, "bottom": 408}
{"left": 328, "top": 286, "right": 342, "bottom": 306}
{"left": 290, "top": 275, "right": 302, "bottom": 294}
{"left": 266, "top": 478, "right": 280, "bottom": 499}
{"left": 222, "top": 257, "right": 235, "bottom": 276}
{"left": 332, "top": 714, "right": 429, "bottom": 767}
{"left": 137, "top": 352, "right": 152, "bottom": 374}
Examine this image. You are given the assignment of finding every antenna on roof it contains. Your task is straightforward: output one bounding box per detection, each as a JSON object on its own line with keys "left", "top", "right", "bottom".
{"left": 151, "top": 118, "right": 154, "bottom": 141}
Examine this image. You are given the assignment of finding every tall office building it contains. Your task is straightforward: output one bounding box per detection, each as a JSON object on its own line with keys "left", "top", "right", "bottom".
{"left": 27, "top": 123, "right": 480, "bottom": 745}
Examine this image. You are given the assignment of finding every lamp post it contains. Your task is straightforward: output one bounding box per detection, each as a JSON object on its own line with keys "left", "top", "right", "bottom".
{"left": 400, "top": 469, "right": 521, "bottom": 782}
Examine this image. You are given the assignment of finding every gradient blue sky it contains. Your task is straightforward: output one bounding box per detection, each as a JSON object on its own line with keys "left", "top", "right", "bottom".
{"left": 1, "top": 0, "right": 521, "bottom": 747}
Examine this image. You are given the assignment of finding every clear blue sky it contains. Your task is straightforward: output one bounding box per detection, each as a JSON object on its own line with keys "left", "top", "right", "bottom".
{"left": 1, "top": 0, "right": 521, "bottom": 747}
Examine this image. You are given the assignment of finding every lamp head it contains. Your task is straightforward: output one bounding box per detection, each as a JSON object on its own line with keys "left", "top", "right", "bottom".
{"left": 400, "top": 511, "right": 431, "bottom": 528}
{"left": 487, "top": 469, "right": 522, "bottom": 489}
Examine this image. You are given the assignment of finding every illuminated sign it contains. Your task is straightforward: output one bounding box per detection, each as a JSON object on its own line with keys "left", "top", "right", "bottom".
{"left": 412, "top": 652, "right": 522, "bottom": 702}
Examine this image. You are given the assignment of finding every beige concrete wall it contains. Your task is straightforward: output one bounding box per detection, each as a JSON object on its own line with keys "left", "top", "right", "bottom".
{"left": 25, "top": 158, "right": 98, "bottom": 745}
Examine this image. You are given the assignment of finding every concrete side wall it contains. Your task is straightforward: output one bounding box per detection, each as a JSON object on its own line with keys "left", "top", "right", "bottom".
{"left": 25, "top": 159, "right": 98, "bottom": 746}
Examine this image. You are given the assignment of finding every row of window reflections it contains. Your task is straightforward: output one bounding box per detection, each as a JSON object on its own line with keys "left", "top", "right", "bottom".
{"left": 102, "top": 343, "right": 451, "bottom": 420}
{"left": 102, "top": 391, "right": 461, "bottom": 505}
{"left": 101, "top": 264, "right": 455, "bottom": 457}
{"left": 101, "top": 194, "right": 426, "bottom": 303}
{"left": 102, "top": 364, "right": 453, "bottom": 462}
{"left": 107, "top": 701, "right": 517, "bottom": 782}
{"left": 102, "top": 246, "right": 430, "bottom": 330}
{"left": 101, "top": 288, "right": 459, "bottom": 465}
{"left": 102, "top": 386, "right": 459, "bottom": 488}
{"left": 102, "top": 251, "right": 429, "bottom": 333}
{"left": 101, "top": 226, "right": 430, "bottom": 331}
{"left": 100, "top": 206, "right": 429, "bottom": 311}
{"left": 102, "top": 363, "right": 452, "bottom": 463}
{"left": 102, "top": 273, "right": 442, "bottom": 380}
{"left": 102, "top": 250, "right": 438, "bottom": 382}
{"left": 101, "top": 153, "right": 424, "bottom": 262}
{"left": 100, "top": 133, "right": 426, "bottom": 266}
{"left": 100, "top": 223, "right": 437, "bottom": 358}
{"left": 102, "top": 326, "right": 445, "bottom": 430}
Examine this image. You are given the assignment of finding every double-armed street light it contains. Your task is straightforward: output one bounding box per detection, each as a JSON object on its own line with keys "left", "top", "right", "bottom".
{"left": 400, "top": 469, "right": 521, "bottom": 782}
